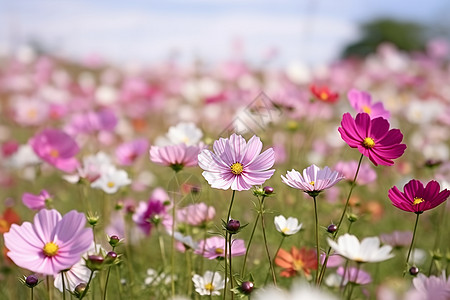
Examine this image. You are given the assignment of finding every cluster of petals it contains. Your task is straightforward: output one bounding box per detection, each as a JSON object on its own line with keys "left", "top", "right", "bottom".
{"left": 347, "top": 89, "right": 390, "bottom": 119}
{"left": 274, "top": 215, "right": 302, "bottom": 236}
{"left": 334, "top": 160, "right": 377, "bottom": 185}
{"left": 198, "top": 133, "right": 275, "bottom": 191}
{"left": 192, "top": 271, "right": 225, "bottom": 296}
{"left": 327, "top": 234, "right": 394, "bottom": 263}
{"left": 388, "top": 179, "right": 450, "bottom": 214}
{"left": 194, "top": 236, "right": 245, "bottom": 259}
{"left": 310, "top": 84, "right": 339, "bottom": 103}
{"left": 274, "top": 246, "right": 317, "bottom": 278}
{"left": 177, "top": 203, "right": 215, "bottom": 226}
{"left": 338, "top": 112, "right": 406, "bottom": 166}
{"left": 336, "top": 266, "right": 372, "bottom": 285}
{"left": 133, "top": 188, "right": 171, "bottom": 235}
{"left": 29, "top": 128, "right": 80, "bottom": 172}
{"left": 115, "top": 138, "right": 149, "bottom": 166}
{"left": 65, "top": 108, "right": 118, "bottom": 135}
{"left": 22, "top": 189, "right": 51, "bottom": 210}
{"left": 405, "top": 272, "right": 450, "bottom": 300}
{"left": 4, "top": 209, "right": 93, "bottom": 275}
{"left": 379, "top": 230, "right": 413, "bottom": 248}
{"left": 281, "top": 164, "right": 344, "bottom": 195}
{"left": 150, "top": 143, "right": 201, "bottom": 171}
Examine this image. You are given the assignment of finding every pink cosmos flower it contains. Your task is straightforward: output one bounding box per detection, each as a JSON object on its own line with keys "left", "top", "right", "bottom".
{"left": 198, "top": 134, "right": 275, "bottom": 191}
{"left": 379, "top": 231, "right": 413, "bottom": 248}
{"left": 347, "top": 89, "right": 390, "bottom": 119}
{"left": 4, "top": 209, "right": 93, "bottom": 275}
{"left": 194, "top": 236, "right": 246, "bottom": 260}
{"left": 65, "top": 108, "right": 118, "bottom": 135}
{"left": 115, "top": 138, "right": 149, "bottom": 166}
{"left": 133, "top": 188, "right": 171, "bottom": 235}
{"left": 29, "top": 128, "right": 80, "bottom": 172}
{"left": 22, "top": 189, "right": 52, "bottom": 210}
{"left": 150, "top": 143, "right": 201, "bottom": 172}
{"left": 388, "top": 179, "right": 450, "bottom": 214}
{"left": 334, "top": 161, "right": 377, "bottom": 185}
{"left": 405, "top": 272, "right": 450, "bottom": 300}
{"left": 177, "top": 203, "right": 215, "bottom": 226}
{"left": 338, "top": 113, "right": 407, "bottom": 166}
{"left": 337, "top": 266, "right": 372, "bottom": 285}
{"left": 281, "top": 164, "right": 344, "bottom": 196}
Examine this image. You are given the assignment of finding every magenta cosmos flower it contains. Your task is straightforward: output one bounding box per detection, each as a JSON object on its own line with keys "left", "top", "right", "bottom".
{"left": 282, "top": 164, "right": 344, "bottom": 196}
{"left": 29, "top": 128, "right": 80, "bottom": 172}
{"left": 194, "top": 236, "right": 246, "bottom": 259}
{"left": 338, "top": 113, "right": 406, "bottom": 166}
{"left": 150, "top": 143, "right": 201, "bottom": 172}
{"left": 198, "top": 134, "right": 275, "bottom": 191}
{"left": 4, "top": 209, "right": 93, "bottom": 275}
{"left": 388, "top": 179, "right": 450, "bottom": 214}
{"left": 348, "top": 89, "right": 390, "bottom": 119}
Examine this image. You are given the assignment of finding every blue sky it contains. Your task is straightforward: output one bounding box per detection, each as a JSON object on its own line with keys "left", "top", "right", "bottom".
{"left": 0, "top": 0, "right": 448, "bottom": 66}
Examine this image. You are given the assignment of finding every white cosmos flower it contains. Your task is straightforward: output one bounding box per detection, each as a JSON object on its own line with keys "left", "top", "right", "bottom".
{"left": 91, "top": 165, "right": 131, "bottom": 194}
{"left": 327, "top": 234, "right": 394, "bottom": 263}
{"left": 255, "top": 281, "right": 338, "bottom": 300}
{"left": 156, "top": 122, "right": 203, "bottom": 146}
{"left": 274, "top": 215, "right": 302, "bottom": 236}
{"left": 174, "top": 232, "right": 198, "bottom": 250}
{"left": 192, "top": 271, "right": 225, "bottom": 296}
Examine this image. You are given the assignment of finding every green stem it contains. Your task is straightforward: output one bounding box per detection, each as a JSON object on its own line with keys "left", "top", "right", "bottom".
{"left": 346, "top": 263, "right": 361, "bottom": 300}
{"left": 240, "top": 211, "right": 261, "bottom": 277}
{"left": 171, "top": 172, "right": 181, "bottom": 297}
{"left": 339, "top": 259, "right": 349, "bottom": 291}
{"left": 318, "top": 154, "right": 363, "bottom": 285}
{"left": 157, "top": 225, "right": 167, "bottom": 268}
{"left": 79, "top": 270, "right": 95, "bottom": 300}
{"left": 61, "top": 272, "right": 66, "bottom": 300}
{"left": 47, "top": 275, "right": 53, "bottom": 300}
{"left": 259, "top": 196, "right": 277, "bottom": 286}
{"left": 229, "top": 235, "right": 234, "bottom": 300}
{"left": 103, "top": 266, "right": 112, "bottom": 300}
{"left": 30, "top": 287, "right": 33, "bottom": 300}
{"left": 265, "top": 236, "right": 285, "bottom": 285}
{"left": 223, "top": 190, "right": 236, "bottom": 300}
{"left": 428, "top": 204, "right": 446, "bottom": 275}
{"left": 313, "top": 195, "right": 320, "bottom": 285}
{"left": 186, "top": 250, "right": 193, "bottom": 297}
{"left": 404, "top": 213, "right": 421, "bottom": 276}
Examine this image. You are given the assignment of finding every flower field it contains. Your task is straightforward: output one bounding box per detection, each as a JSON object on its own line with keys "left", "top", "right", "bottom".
{"left": 0, "top": 41, "right": 450, "bottom": 299}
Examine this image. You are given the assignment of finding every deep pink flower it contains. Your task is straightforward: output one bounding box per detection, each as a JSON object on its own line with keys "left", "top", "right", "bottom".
{"left": 334, "top": 160, "right": 377, "bottom": 185}
{"left": 198, "top": 134, "right": 275, "bottom": 191}
{"left": 29, "top": 129, "right": 80, "bottom": 172}
{"left": 338, "top": 113, "right": 406, "bottom": 166}
{"left": 177, "top": 203, "right": 215, "bottom": 226}
{"left": 281, "top": 164, "right": 344, "bottom": 196}
{"left": 348, "top": 89, "right": 390, "bottom": 119}
{"left": 194, "top": 236, "right": 246, "bottom": 260}
{"left": 22, "top": 189, "right": 52, "bottom": 210}
{"left": 116, "top": 138, "right": 149, "bottom": 166}
{"left": 388, "top": 180, "right": 450, "bottom": 214}
{"left": 4, "top": 209, "right": 93, "bottom": 275}
{"left": 133, "top": 188, "right": 171, "bottom": 235}
{"left": 150, "top": 143, "right": 201, "bottom": 172}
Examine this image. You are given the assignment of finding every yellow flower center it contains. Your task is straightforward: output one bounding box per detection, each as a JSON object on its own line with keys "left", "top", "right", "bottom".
{"left": 215, "top": 248, "right": 224, "bottom": 254}
{"left": 362, "top": 105, "right": 372, "bottom": 114}
{"left": 320, "top": 92, "right": 328, "bottom": 100}
{"left": 310, "top": 181, "right": 315, "bottom": 186}
{"left": 107, "top": 181, "right": 115, "bottom": 188}
{"left": 281, "top": 227, "right": 289, "bottom": 234}
{"left": 363, "top": 137, "right": 375, "bottom": 148}
{"left": 413, "top": 197, "right": 424, "bottom": 205}
{"left": 204, "top": 283, "right": 214, "bottom": 291}
{"left": 43, "top": 242, "right": 59, "bottom": 257}
{"left": 230, "top": 162, "right": 243, "bottom": 175}
{"left": 49, "top": 149, "right": 59, "bottom": 158}
{"left": 293, "top": 258, "right": 304, "bottom": 271}
{"left": 27, "top": 108, "right": 38, "bottom": 119}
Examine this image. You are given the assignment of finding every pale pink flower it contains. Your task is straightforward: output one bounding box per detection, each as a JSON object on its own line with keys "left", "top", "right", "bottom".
{"left": 29, "top": 128, "right": 80, "bottom": 172}
{"left": 177, "top": 203, "right": 215, "bottom": 226}
{"left": 115, "top": 138, "right": 149, "bottom": 166}
{"left": 334, "top": 161, "right": 377, "bottom": 185}
{"left": 150, "top": 143, "right": 201, "bottom": 172}
{"left": 194, "top": 236, "right": 246, "bottom": 260}
{"left": 4, "top": 209, "right": 93, "bottom": 275}
{"left": 198, "top": 134, "right": 275, "bottom": 191}
{"left": 348, "top": 89, "right": 390, "bottom": 119}
{"left": 337, "top": 266, "right": 372, "bottom": 285}
{"left": 22, "top": 189, "right": 51, "bottom": 210}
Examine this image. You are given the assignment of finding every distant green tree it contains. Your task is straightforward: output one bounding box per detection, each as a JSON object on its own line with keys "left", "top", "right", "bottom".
{"left": 341, "top": 18, "right": 426, "bottom": 58}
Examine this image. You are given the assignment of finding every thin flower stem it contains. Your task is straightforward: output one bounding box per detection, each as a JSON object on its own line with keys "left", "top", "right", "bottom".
{"left": 61, "top": 272, "right": 66, "bottom": 300}
{"left": 229, "top": 235, "right": 234, "bottom": 300}
{"left": 313, "top": 195, "right": 320, "bottom": 285}
{"left": 171, "top": 171, "right": 181, "bottom": 297}
{"left": 92, "top": 225, "right": 97, "bottom": 253}
{"left": 264, "top": 236, "right": 285, "bottom": 285}
{"left": 157, "top": 225, "right": 167, "bottom": 268}
{"left": 79, "top": 270, "right": 95, "bottom": 300}
{"left": 30, "top": 287, "right": 33, "bottom": 300}
{"left": 199, "top": 228, "right": 208, "bottom": 274}
{"left": 240, "top": 211, "right": 261, "bottom": 277}
{"left": 318, "top": 154, "right": 363, "bottom": 285}
{"left": 186, "top": 250, "right": 193, "bottom": 297}
{"left": 47, "top": 275, "right": 52, "bottom": 300}
{"left": 103, "top": 266, "right": 112, "bottom": 300}
{"left": 223, "top": 190, "right": 236, "bottom": 300}
{"left": 340, "top": 259, "right": 350, "bottom": 290}
{"left": 428, "top": 204, "right": 446, "bottom": 275}
{"left": 259, "top": 196, "right": 277, "bottom": 286}
{"left": 346, "top": 263, "right": 361, "bottom": 300}
{"left": 404, "top": 213, "right": 421, "bottom": 277}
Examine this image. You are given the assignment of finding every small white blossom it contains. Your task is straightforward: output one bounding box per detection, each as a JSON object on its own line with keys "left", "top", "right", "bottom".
{"left": 274, "top": 215, "right": 302, "bottom": 236}
{"left": 192, "top": 271, "right": 225, "bottom": 296}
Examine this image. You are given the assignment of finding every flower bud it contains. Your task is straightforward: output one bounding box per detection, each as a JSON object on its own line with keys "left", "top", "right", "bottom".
{"left": 105, "top": 251, "right": 118, "bottom": 264}
{"left": 86, "top": 255, "right": 104, "bottom": 271}
{"left": 25, "top": 274, "right": 39, "bottom": 288}
{"left": 409, "top": 266, "right": 419, "bottom": 276}
{"left": 327, "top": 224, "right": 337, "bottom": 233}
{"left": 86, "top": 212, "right": 100, "bottom": 226}
{"left": 263, "top": 186, "right": 274, "bottom": 195}
{"left": 347, "top": 213, "right": 358, "bottom": 223}
{"left": 109, "top": 235, "right": 120, "bottom": 248}
{"left": 241, "top": 281, "right": 254, "bottom": 294}
{"left": 226, "top": 219, "right": 241, "bottom": 234}
{"left": 74, "top": 283, "right": 87, "bottom": 298}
